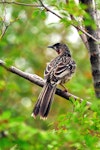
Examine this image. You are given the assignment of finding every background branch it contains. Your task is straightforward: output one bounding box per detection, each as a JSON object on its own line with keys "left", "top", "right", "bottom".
{"left": 0, "top": 17, "right": 19, "bottom": 40}
{"left": 0, "top": 1, "right": 41, "bottom": 7}
{"left": 0, "top": 23, "right": 9, "bottom": 40}
{"left": 38, "top": 0, "right": 98, "bottom": 42}
{"left": 0, "top": 60, "right": 91, "bottom": 107}
{"left": 0, "top": 0, "right": 98, "bottom": 42}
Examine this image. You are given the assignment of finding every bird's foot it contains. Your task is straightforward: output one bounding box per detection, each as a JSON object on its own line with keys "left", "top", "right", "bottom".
{"left": 60, "top": 83, "right": 68, "bottom": 92}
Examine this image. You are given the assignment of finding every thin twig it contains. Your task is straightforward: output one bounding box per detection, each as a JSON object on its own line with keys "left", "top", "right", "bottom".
{"left": 38, "top": 0, "right": 62, "bottom": 19}
{"left": 0, "top": 1, "right": 41, "bottom": 7}
{"left": 69, "top": 13, "right": 89, "bottom": 50}
{"left": 0, "top": 0, "right": 98, "bottom": 42}
{"left": 0, "top": 17, "right": 19, "bottom": 40}
{"left": 0, "top": 0, "right": 8, "bottom": 39}
{"left": 0, "top": 59, "right": 91, "bottom": 107}
{"left": 0, "top": 25, "right": 9, "bottom": 40}
{"left": 38, "top": 0, "right": 98, "bottom": 42}
{"left": 74, "top": 25, "right": 98, "bottom": 42}
{"left": 0, "top": 1, "right": 19, "bottom": 40}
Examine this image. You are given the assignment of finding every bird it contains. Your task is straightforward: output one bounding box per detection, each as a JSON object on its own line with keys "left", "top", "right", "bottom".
{"left": 32, "top": 43, "right": 76, "bottom": 120}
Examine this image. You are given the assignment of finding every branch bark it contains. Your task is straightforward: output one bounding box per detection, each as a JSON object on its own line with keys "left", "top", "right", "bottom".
{"left": 65, "top": 1, "right": 89, "bottom": 50}
{"left": 38, "top": 0, "right": 98, "bottom": 42}
{"left": 0, "top": 0, "right": 98, "bottom": 42}
{"left": 0, "top": 1, "right": 41, "bottom": 7}
{"left": 79, "top": 0, "right": 100, "bottom": 98}
{"left": 0, "top": 60, "right": 91, "bottom": 107}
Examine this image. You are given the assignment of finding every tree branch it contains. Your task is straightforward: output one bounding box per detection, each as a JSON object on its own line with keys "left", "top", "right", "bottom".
{"left": 0, "top": 1, "right": 41, "bottom": 7}
{"left": 38, "top": 0, "right": 62, "bottom": 19}
{"left": 68, "top": 13, "right": 89, "bottom": 50}
{"left": 0, "top": 24, "right": 9, "bottom": 40}
{"left": 0, "top": 17, "right": 19, "bottom": 40}
{"left": 38, "top": 0, "right": 98, "bottom": 42}
{"left": 0, "top": 59, "right": 91, "bottom": 107}
{"left": 0, "top": 0, "right": 98, "bottom": 42}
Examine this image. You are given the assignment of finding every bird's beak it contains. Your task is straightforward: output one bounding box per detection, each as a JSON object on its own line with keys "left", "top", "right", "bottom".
{"left": 48, "top": 45, "right": 53, "bottom": 49}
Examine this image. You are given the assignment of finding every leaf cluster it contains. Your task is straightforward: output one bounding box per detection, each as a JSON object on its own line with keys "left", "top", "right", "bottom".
{"left": 0, "top": 99, "right": 100, "bottom": 150}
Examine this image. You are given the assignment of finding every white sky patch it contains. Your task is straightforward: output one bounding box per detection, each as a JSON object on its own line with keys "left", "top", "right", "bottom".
{"left": 74, "top": 0, "right": 79, "bottom": 4}
{"left": 50, "top": 33, "right": 62, "bottom": 43}
{"left": 67, "top": 27, "right": 80, "bottom": 43}
{"left": 45, "top": 9, "right": 79, "bottom": 44}
{"left": 45, "top": 9, "right": 60, "bottom": 25}
{"left": 46, "top": 33, "right": 62, "bottom": 57}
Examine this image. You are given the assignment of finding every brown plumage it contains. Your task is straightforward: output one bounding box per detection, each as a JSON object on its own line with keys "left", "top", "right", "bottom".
{"left": 32, "top": 43, "right": 76, "bottom": 120}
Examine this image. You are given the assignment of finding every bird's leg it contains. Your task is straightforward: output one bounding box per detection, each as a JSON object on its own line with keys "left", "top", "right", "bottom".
{"left": 60, "top": 83, "right": 68, "bottom": 92}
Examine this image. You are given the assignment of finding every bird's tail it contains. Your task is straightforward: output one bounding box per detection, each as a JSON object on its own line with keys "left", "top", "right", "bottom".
{"left": 32, "top": 82, "right": 56, "bottom": 119}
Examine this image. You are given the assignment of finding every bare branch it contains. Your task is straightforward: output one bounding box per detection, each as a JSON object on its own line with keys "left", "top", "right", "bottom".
{"left": 65, "top": 1, "right": 89, "bottom": 49}
{"left": 0, "top": 17, "right": 19, "bottom": 40}
{"left": 38, "top": 0, "right": 62, "bottom": 19}
{"left": 0, "top": 24, "right": 9, "bottom": 40}
{"left": 38, "top": 0, "right": 98, "bottom": 42}
{"left": 76, "top": 26, "right": 89, "bottom": 50}
{"left": 0, "top": 1, "right": 19, "bottom": 40}
{"left": 0, "top": 0, "right": 98, "bottom": 42}
{"left": 74, "top": 25, "right": 98, "bottom": 42}
{"left": 0, "top": 1, "right": 41, "bottom": 7}
{"left": 0, "top": 59, "right": 91, "bottom": 107}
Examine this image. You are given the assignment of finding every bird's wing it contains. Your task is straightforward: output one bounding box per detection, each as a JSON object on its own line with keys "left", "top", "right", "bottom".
{"left": 44, "top": 57, "right": 58, "bottom": 80}
{"left": 54, "top": 57, "right": 75, "bottom": 78}
{"left": 44, "top": 56, "right": 76, "bottom": 84}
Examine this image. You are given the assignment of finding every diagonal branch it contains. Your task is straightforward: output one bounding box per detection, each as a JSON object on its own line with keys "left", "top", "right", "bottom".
{"left": 38, "top": 0, "right": 62, "bottom": 19}
{"left": 38, "top": 0, "right": 98, "bottom": 42}
{"left": 0, "top": 1, "right": 41, "bottom": 7}
{"left": 0, "top": 59, "right": 91, "bottom": 107}
{"left": 0, "top": 0, "right": 98, "bottom": 42}
{"left": 0, "top": 24, "right": 9, "bottom": 40}
{"left": 0, "top": 17, "right": 19, "bottom": 40}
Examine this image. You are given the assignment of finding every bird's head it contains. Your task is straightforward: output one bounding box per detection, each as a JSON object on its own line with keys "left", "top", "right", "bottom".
{"left": 48, "top": 43, "right": 71, "bottom": 56}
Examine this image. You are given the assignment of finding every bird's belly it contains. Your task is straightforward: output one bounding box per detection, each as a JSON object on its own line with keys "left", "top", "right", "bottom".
{"left": 60, "top": 72, "right": 74, "bottom": 84}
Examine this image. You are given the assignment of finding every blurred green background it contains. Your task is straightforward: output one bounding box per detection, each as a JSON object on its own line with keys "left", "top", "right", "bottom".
{"left": 0, "top": 1, "right": 99, "bottom": 150}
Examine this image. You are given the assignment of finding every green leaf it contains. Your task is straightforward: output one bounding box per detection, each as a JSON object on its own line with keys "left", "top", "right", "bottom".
{"left": 32, "top": 8, "right": 40, "bottom": 18}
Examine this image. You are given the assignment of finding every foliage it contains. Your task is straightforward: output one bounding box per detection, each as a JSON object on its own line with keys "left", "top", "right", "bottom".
{"left": 0, "top": 0, "right": 100, "bottom": 150}
{"left": 0, "top": 99, "right": 100, "bottom": 150}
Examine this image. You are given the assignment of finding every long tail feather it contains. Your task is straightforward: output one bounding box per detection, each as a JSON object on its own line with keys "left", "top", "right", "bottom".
{"left": 32, "top": 82, "right": 56, "bottom": 119}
